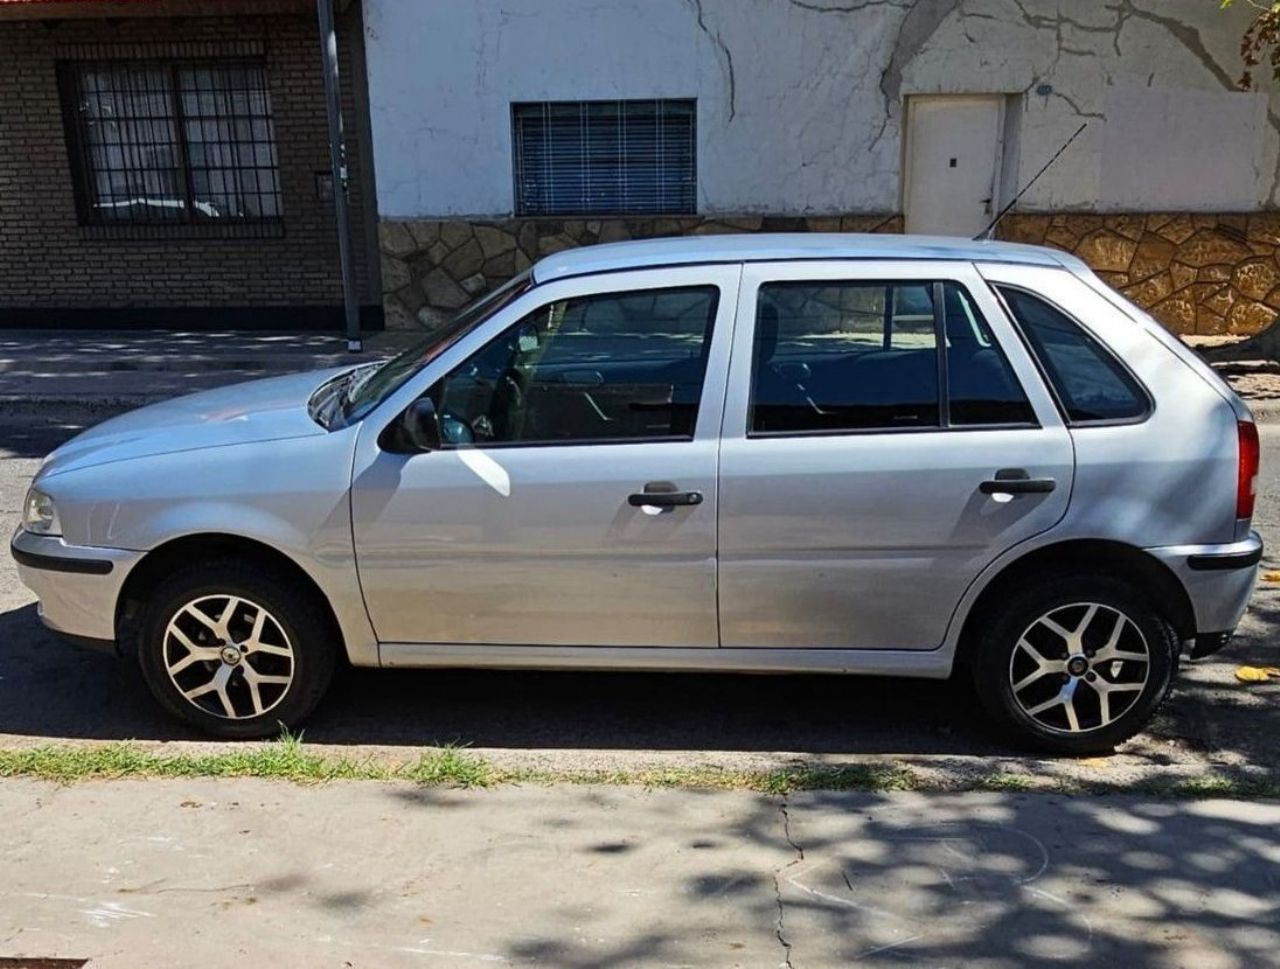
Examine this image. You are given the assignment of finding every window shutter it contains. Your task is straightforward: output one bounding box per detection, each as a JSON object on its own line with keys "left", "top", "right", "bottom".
{"left": 513, "top": 100, "right": 696, "bottom": 216}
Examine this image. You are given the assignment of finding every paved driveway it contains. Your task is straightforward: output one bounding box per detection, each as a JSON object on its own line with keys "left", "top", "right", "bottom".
{"left": 0, "top": 415, "right": 1277, "bottom": 786}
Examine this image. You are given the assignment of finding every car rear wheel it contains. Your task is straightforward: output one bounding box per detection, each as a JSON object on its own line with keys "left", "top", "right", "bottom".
{"left": 136, "top": 559, "right": 338, "bottom": 739}
{"left": 972, "top": 576, "right": 1179, "bottom": 755}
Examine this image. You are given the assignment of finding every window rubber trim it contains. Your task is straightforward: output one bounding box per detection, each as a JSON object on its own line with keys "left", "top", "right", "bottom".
{"left": 744, "top": 421, "right": 1041, "bottom": 440}
{"left": 933, "top": 280, "right": 950, "bottom": 427}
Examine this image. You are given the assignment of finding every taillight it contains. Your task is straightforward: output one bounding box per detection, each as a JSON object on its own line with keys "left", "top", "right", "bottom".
{"left": 1237, "top": 420, "right": 1260, "bottom": 520}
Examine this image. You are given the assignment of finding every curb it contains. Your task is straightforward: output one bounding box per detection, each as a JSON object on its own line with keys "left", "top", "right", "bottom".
{"left": 0, "top": 359, "right": 350, "bottom": 375}
{"left": 1249, "top": 401, "right": 1280, "bottom": 424}
{"left": 0, "top": 394, "right": 169, "bottom": 423}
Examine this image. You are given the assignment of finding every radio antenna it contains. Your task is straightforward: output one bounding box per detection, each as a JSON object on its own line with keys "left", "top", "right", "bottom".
{"left": 976, "top": 122, "right": 1087, "bottom": 241}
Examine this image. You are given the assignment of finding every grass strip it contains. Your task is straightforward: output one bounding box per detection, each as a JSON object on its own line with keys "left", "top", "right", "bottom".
{"left": 1, "top": 738, "right": 1276, "bottom": 799}
{"left": 0, "top": 742, "right": 915, "bottom": 793}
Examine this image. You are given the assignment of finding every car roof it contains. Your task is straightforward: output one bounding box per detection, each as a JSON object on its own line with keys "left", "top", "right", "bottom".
{"left": 531, "top": 232, "right": 1084, "bottom": 284}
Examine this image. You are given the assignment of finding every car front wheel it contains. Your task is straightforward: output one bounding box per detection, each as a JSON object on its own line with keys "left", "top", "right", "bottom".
{"left": 972, "top": 576, "right": 1179, "bottom": 755}
{"left": 135, "top": 559, "right": 338, "bottom": 739}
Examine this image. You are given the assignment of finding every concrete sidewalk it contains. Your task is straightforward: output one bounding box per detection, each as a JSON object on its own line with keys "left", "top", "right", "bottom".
{"left": 1, "top": 779, "right": 1277, "bottom": 969}
{"left": 0, "top": 329, "right": 422, "bottom": 419}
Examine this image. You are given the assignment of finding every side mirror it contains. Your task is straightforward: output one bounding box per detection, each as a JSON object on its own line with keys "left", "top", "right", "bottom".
{"left": 401, "top": 397, "right": 442, "bottom": 452}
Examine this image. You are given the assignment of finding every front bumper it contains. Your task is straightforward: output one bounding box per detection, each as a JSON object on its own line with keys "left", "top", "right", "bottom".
{"left": 1146, "top": 531, "right": 1264, "bottom": 643}
{"left": 10, "top": 527, "right": 142, "bottom": 649}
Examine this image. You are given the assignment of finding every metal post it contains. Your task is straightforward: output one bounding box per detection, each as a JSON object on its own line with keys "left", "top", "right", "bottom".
{"left": 316, "top": 0, "right": 362, "bottom": 352}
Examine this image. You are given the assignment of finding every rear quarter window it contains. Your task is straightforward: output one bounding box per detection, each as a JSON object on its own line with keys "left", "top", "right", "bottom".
{"left": 996, "top": 286, "right": 1149, "bottom": 424}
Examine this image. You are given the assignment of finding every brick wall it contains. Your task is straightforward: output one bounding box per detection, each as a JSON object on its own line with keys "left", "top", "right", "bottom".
{"left": 0, "top": 10, "right": 378, "bottom": 329}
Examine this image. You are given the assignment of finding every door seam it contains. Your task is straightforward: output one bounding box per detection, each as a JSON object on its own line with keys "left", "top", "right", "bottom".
{"left": 713, "top": 263, "right": 747, "bottom": 649}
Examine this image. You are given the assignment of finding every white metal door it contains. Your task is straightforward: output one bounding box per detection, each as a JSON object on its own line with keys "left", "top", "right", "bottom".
{"left": 904, "top": 95, "right": 1005, "bottom": 237}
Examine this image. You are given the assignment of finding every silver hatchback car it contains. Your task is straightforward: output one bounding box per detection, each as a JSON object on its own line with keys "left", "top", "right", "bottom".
{"left": 12, "top": 235, "right": 1263, "bottom": 753}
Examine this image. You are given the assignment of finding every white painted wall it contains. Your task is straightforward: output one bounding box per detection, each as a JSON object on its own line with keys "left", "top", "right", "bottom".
{"left": 363, "top": 0, "right": 1278, "bottom": 218}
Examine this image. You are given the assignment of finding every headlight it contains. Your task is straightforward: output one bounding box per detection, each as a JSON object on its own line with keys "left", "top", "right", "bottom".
{"left": 22, "top": 488, "right": 61, "bottom": 536}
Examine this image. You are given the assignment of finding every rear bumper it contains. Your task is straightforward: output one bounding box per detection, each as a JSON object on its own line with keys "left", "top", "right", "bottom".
{"left": 10, "top": 527, "right": 141, "bottom": 648}
{"left": 1146, "top": 531, "right": 1263, "bottom": 640}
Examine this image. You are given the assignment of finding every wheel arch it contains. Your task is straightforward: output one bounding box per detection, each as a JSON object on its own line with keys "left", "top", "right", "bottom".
{"left": 115, "top": 533, "right": 346, "bottom": 660}
{"left": 954, "top": 538, "right": 1196, "bottom": 668}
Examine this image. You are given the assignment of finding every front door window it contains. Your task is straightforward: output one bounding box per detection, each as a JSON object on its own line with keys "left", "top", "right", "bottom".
{"left": 428, "top": 286, "right": 720, "bottom": 446}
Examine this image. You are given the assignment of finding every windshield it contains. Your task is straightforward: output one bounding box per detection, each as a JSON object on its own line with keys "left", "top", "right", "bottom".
{"left": 338, "top": 270, "right": 534, "bottom": 424}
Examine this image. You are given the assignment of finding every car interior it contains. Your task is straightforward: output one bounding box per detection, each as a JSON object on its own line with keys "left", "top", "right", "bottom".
{"left": 426, "top": 279, "right": 1035, "bottom": 446}
{"left": 432, "top": 286, "right": 719, "bottom": 445}
{"left": 750, "top": 281, "right": 1035, "bottom": 433}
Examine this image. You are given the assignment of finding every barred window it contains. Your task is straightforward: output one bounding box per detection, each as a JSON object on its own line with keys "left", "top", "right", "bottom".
{"left": 512, "top": 100, "right": 696, "bottom": 216}
{"left": 58, "top": 60, "right": 282, "bottom": 233}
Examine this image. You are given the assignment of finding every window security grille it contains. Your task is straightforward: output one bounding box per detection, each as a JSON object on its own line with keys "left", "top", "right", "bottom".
{"left": 59, "top": 60, "right": 283, "bottom": 237}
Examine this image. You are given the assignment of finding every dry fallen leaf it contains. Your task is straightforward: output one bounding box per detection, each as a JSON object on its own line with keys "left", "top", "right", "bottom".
{"left": 1235, "top": 665, "right": 1280, "bottom": 684}
{"left": 1262, "top": 571, "right": 1280, "bottom": 583}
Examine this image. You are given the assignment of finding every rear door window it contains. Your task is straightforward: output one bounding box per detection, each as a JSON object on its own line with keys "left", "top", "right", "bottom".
{"left": 748, "top": 280, "right": 1034, "bottom": 434}
{"left": 996, "top": 286, "right": 1149, "bottom": 423}
{"left": 750, "top": 281, "right": 939, "bottom": 433}
{"left": 944, "top": 284, "right": 1036, "bottom": 426}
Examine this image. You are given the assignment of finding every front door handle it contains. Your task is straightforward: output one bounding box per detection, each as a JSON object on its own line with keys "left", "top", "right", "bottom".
{"left": 628, "top": 485, "right": 704, "bottom": 508}
{"left": 980, "top": 469, "right": 1056, "bottom": 496}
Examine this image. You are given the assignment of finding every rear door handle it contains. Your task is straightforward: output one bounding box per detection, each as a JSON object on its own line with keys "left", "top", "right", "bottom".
{"left": 979, "top": 469, "right": 1056, "bottom": 496}
{"left": 628, "top": 486, "right": 703, "bottom": 508}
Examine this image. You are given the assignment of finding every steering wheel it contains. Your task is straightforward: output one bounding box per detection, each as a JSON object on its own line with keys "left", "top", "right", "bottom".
{"left": 440, "top": 408, "right": 475, "bottom": 445}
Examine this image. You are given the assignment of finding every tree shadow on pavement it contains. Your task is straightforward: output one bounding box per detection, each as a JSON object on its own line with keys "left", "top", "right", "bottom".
{"left": 3, "top": 763, "right": 1275, "bottom": 967}
{"left": 441, "top": 787, "right": 1280, "bottom": 968}
{"left": 762, "top": 791, "right": 1280, "bottom": 968}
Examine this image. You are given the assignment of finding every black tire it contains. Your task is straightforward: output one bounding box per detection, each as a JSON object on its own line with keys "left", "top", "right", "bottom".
{"left": 971, "top": 575, "right": 1179, "bottom": 756}
{"left": 135, "top": 558, "right": 338, "bottom": 739}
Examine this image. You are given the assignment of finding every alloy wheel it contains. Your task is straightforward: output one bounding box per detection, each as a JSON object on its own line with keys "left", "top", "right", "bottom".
{"left": 163, "top": 594, "right": 295, "bottom": 720}
{"left": 1008, "top": 602, "right": 1150, "bottom": 734}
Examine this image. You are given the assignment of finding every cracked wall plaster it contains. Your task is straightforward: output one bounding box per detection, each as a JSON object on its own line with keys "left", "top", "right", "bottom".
{"left": 365, "top": 0, "right": 1279, "bottom": 219}
{"left": 908, "top": 0, "right": 1276, "bottom": 211}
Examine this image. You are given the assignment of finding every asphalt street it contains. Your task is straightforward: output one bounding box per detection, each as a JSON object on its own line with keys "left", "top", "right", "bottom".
{"left": 0, "top": 411, "right": 1277, "bottom": 787}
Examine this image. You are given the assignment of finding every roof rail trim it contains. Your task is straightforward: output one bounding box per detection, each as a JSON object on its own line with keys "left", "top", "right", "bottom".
{"left": 531, "top": 232, "right": 1075, "bottom": 283}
